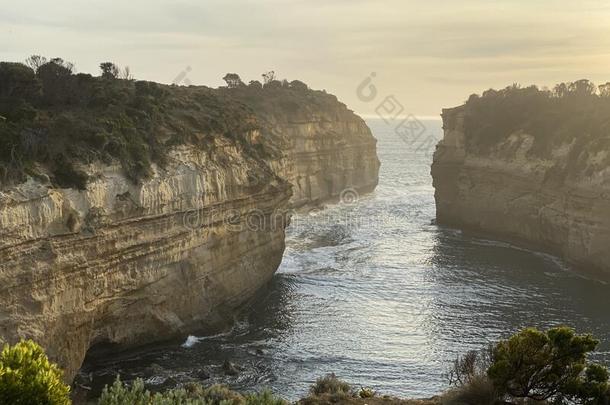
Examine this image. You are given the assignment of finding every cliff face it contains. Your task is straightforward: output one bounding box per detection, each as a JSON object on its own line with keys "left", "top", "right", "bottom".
{"left": 432, "top": 105, "right": 610, "bottom": 278}
{"left": 0, "top": 81, "right": 379, "bottom": 381}
{"left": 0, "top": 141, "right": 292, "bottom": 380}
{"left": 223, "top": 87, "right": 380, "bottom": 207}
{"left": 264, "top": 116, "right": 379, "bottom": 208}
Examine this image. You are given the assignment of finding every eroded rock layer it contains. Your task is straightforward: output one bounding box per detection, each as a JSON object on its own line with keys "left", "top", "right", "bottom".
{"left": 0, "top": 142, "right": 291, "bottom": 380}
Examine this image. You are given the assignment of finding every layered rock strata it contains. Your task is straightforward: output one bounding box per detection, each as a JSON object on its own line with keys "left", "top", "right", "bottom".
{"left": 432, "top": 106, "right": 610, "bottom": 278}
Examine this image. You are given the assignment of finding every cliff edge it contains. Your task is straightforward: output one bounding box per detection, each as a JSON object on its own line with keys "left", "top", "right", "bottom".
{"left": 432, "top": 82, "right": 610, "bottom": 278}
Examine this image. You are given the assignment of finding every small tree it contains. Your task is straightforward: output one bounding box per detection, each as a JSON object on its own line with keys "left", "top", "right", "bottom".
{"left": 24, "top": 55, "right": 48, "bottom": 73}
{"left": 448, "top": 346, "right": 494, "bottom": 387}
{"left": 599, "top": 82, "right": 610, "bottom": 98}
{"left": 120, "top": 66, "right": 133, "bottom": 80}
{"left": 100, "top": 62, "right": 119, "bottom": 79}
{"left": 0, "top": 62, "right": 40, "bottom": 101}
{"left": 248, "top": 80, "right": 263, "bottom": 89}
{"left": 222, "top": 73, "right": 243, "bottom": 88}
{"left": 0, "top": 340, "right": 71, "bottom": 405}
{"left": 568, "top": 79, "right": 596, "bottom": 97}
{"left": 554, "top": 82, "right": 569, "bottom": 98}
{"left": 262, "top": 71, "right": 275, "bottom": 85}
{"left": 289, "top": 80, "right": 308, "bottom": 91}
{"left": 37, "top": 59, "right": 74, "bottom": 105}
{"left": 488, "top": 327, "right": 608, "bottom": 403}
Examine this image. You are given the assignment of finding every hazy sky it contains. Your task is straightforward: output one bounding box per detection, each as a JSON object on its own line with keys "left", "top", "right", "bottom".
{"left": 2, "top": 0, "right": 610, "bottom": 116}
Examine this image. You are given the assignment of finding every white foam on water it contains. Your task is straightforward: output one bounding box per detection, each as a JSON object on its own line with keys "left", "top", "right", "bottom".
{"left": 181, "top": 320, "right": 249, "bottom": 348}
{"left": 181, "top": 335, "right": 201, "bottom": 348}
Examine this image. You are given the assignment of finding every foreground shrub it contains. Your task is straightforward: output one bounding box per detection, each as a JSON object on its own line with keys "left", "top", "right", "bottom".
{"left": 245, "top": 389, "right": 287, "bottom": 405}
{"left": 444, "top": 347, "right": 500, "bottom": 405}
{"left": 448, "top": 346, "right": 494, "bottom": 388}
{"left": 98, "top": 377, "right": 286, "bottom": 405}
{"left": 198, "top": 384, "right": 243, "bottom": 404}
{"left": 488, "top": 327, "right": 609, "bottom": 403}
{"left": 442, "top": 375, "right": 499, "bottom": 405}
{"left": 310, "top": 373, "right": 352, "bottom": 397}
{"left": 0, "top": 340, "right": 71, "bottom": 405}
{"left": 358, "top": 387, "right": 376, "bottom": 398}
{"left": 98, "top": 377, "right": 152, "bottom": 405}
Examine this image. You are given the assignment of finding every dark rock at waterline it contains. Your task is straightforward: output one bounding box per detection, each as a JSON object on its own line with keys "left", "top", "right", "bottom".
{"left": 223, "top": 360, "right": 240, "bottom": 376}
{"left": 194, "top": 368, "right": 211, "bottom": 380}
{"left": 147, "top": 363, "right": 164, "bottom": 374}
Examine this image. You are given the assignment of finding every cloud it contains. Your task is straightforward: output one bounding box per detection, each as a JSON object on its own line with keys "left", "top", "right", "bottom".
{"left": 1, "top": 0, "right": 610, "bottom": 115}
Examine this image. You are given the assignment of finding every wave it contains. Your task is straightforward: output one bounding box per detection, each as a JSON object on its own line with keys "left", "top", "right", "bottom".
{"left": 182, "top": 320, "right": 251, "bottom": 348}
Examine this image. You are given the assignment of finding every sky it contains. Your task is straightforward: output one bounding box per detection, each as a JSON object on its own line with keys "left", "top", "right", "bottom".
{"left": 2, "top": 0, "right": 610, "bottom": 117}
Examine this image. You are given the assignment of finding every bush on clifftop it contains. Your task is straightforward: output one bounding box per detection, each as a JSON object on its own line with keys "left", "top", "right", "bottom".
{"left": 0, "top": 57, "right": 275, "bottom": 189}
{"left": 462, "top": 80, "right": 610, "bottom": 162}
{"left": 0, "top": 57, "right": 345, "bottom": 190}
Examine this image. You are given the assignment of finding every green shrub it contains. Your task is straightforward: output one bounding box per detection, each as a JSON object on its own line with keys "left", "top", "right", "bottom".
{"left": 358, "top": 387, "right": 376, "bottom": 398}
{"left": 488, "top": 326, "right": 609, "bottom": 403}
{"left": 0, "top": 339, "right": 71, "bottom": 405}
{"left": 442, "top": 375, "right": 500, "bottom": 405}
{"left": 196, "top": 384, "right": 243, "bottom": 404}
{"left": 447, "top": 347, "right": 493, "bottom": 388}
{"left": 98, "top": 377, "right": 151, "bottom": 405}
{"left": 309, "top": 373, "right": 352, "bottom": 398}
{"left": 444, "top": 346, "right": 500, "bottom": 405}
{"left": 245, "top": 389, "right": 287, "bottom": 405}
{"left": 98, "top": 378, "right": 290, "bottom": 405}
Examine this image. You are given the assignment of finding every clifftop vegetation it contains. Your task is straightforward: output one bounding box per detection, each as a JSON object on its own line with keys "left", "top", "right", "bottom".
{"left": 461, "top": 80, "right": 610, "bottom": 165}
{"left": 219, "top": 72, "right": 356, "bottom": 125}
{"left": 0, "top": 58, "right": 351, "bottom": 190}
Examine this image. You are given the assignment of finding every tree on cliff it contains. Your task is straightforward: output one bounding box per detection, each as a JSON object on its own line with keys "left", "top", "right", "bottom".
{"left": 262, "top": 70, "right": 275, "bottom": 85}
{"left": 568, "top": 79, "right": 597, "bottom": 97}
{"left": 222, "top": 73, "right": 244, "bottom": 88}
{"left": 599, "top": 82, "right": 610, "bottom": 98}
{"left": 100, "top": 62, "right": 119, "bottom": 79}
{"left": 24, "top": 55, "right": 48, "bottom": 73}
{"left": 120, "top": 66, "right": 133, "bottom": 80}
{"left": 249, "top": 80, "right": 263, "bottom": 89}
{"left": 37, "top": 58, "right": 75, "bottom": 105}
{"left": 553, "top": 82, "right": 569, "bottom": 98}
{"left": 290, "top": 80, "right": 308, "bottom": 91}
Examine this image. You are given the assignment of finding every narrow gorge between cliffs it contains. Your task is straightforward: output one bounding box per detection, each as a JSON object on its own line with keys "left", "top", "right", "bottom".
{"left": 79, "top": 119, "right": 610, "bottom": 402}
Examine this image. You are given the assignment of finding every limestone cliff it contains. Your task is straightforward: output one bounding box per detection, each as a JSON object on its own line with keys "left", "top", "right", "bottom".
{"left": 222, "top": 85, "right": 380, "bottom": 207}
{"left": 432, "top": 95, "right": 610, "bottom": 278}
{"left": 0, "top": 75, "right": 379, "bottom": 380}
{"left": 0, "top": 142, "right": 292, "bottom": 381}
{"left": 268, "top": 115, "right": 379, "bottom": 208}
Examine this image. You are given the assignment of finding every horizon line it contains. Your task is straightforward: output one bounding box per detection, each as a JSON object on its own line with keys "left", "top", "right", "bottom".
{"left": 358, "top": 114, "right": 442, "bottom": 120}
